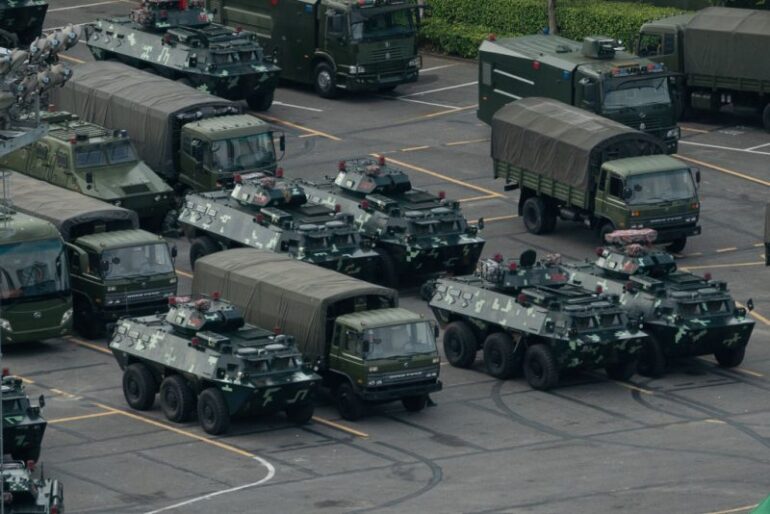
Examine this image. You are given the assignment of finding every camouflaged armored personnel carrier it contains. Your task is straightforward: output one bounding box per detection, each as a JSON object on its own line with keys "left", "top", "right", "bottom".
{"left": 429, "top": 250, "right": 647, "bottom": 390}
{"left": 1, "top": 373, "right": 46, "bottom": 463}
{"left": 565, "top": 229, "right": 755, "bottom": 376}
{"left": 84, "top": 0, "right": 280, "bottom": 111}
{"left": 180, "top": 171, "right": 380, "bottom": 278}
{"left": 0, "top": 1, "right": 48, "bottom": 48}
{"left": 110, "top": 294, "right": 321, "bottom": 434}
{"left": 2, "top": 111, "right": 175, "bottom": 230}
{"left": 0, "top": 460, "right": 63, "bottom": 514}
{"left": 298, "top": 156, "right": 485, "bottom": 287}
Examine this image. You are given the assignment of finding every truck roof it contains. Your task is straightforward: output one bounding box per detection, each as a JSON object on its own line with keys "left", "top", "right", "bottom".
{"left": 336, "top": 307, "right": 424, "bottom": 331}
{"left": 642, "top": 12, "right": 696, "bottom": 31}
{"left": 0, "top": 207, "right": 60, "bottom": 244}
{"left": 602, "top": 155, "right": 689, "bottom": 177}
{"left": 75, "top": 229, "right": 165, "bottom": 252}
{"left": 185, "top": 114, "right": 271, "bottom": 139}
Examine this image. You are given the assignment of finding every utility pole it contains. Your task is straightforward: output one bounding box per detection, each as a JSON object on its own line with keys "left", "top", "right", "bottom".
{"left": 547, "top": 0, "right": 558, "bottom": 35}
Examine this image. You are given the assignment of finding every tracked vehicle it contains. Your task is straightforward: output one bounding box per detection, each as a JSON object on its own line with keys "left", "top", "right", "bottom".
{"left": 1, "top": 373, "right": 46, "bottom": 462}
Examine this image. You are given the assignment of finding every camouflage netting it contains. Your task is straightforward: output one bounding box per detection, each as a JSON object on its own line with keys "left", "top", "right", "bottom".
{"left": 193, "top": 249, "right": 397, "bottom": 359}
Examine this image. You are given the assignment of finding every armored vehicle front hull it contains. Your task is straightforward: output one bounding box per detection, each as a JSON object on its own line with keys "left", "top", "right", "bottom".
{"left": 2, "top": 422, "right": 46, "bottom": 462}
{"left": 0, "top": 1, "right": 48, "bottom": 46}
{"left": 645, "top": 319, "right": 753, "bottom": 359}
{"left": 378, "top": 238, "right": 484, "bottom": 277}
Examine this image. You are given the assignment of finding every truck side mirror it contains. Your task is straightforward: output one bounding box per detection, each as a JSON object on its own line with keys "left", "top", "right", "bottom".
{"left": 432, "top": 321, "right": 439, "bottom": 339}
{"left": 747, "top": 298, "right": 754, "bottom": 311}
{"left": 171, "top": 245, "right": 178, "bottom": 259}
{"left": 477, "top": 217, "right": 485, "bottom": 230}
{"left": 38, "top": 394, "right": 45, "bottom": 408}
{"left": 85, "top": 171, "right": 94, "bottom": 184}
{"left": 622, "top": 187, "right": 633, "bottom": 200}
{"left": 695, "top": 169, "right": 701, "bottom": 184}
{"left": 361, "top": 339, "right": 370, "bottom": 356}
{"left": 279, "top": 134, "right": 286, "bottom": 153}
{"left": 580, "top": 79, "right": 597, "bottom": 108}
{"left": 100, "top": 260, "right": 111, "bottom": 274}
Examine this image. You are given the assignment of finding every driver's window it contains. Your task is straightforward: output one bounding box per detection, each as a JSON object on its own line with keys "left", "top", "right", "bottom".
{"left": 638, "top": 33, "right": 662, "bottom": 57}
{"left": 343, "top": 331, "right": 361, "bottom": 355}
{"left": 87, "top": 251, "right": 100, "bottom": 275}
{"left": 68, "top": 247, "right": 80, "bottom": 274}
{"left": 608, "top": 175, "right": 624, "bottom": 198}
{"left": 327, "top": 10, "right": 345, "bottom": 36}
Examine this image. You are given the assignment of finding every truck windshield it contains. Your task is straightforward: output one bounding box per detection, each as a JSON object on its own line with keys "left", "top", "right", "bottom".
{"left": 74, "top": 142, "right": 137, "bottom": 168}
{"left": 364, "top": 321, "right": 435, "bottom": 360}
{"left": 626, "top": 169, "right": 696, "bottom": 205}
{"left": 602, "top": 77, "right": 670, "bottom": 110}
{"left": 350, "top": 8, "right": 415, "bottom": 41}
{"left": 100, "top": 243, "right": 174, "bottom": 280}
{"left": 0, "top": 239, "right": 69, "bottom": 305}
{"left": 208, "top": 133, "right": 276, "bottom": 174}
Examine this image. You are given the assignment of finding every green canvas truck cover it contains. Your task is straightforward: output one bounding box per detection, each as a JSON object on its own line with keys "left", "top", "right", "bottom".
{"left": 192, "top": 249, "right": 398, "bottom": 359}
{"left": 491, "top": 97, "right": 665, "bottom": 190}
{"left": 683, "top": 7, "right": 770, "bottom": 82}
{"left": 49, "top": 61, "right": 238, "bottom": 177}
{"left": 5, "top": 171, "right": 138, "bottom": 241}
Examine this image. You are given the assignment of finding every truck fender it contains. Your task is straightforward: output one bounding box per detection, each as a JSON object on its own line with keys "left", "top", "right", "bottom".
{"left": 518, "top": 188, "right": 534, "bottom": 215}
{"left": 326, "top": 369, "right": 356, "bottom": 392}
{"left": 311, "top": 52, "right": 336, "bottom": 75}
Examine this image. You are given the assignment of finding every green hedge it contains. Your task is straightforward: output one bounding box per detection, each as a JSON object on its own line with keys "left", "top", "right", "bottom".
{"left": 421, "top": 0, "right": 685, "bottom": 58}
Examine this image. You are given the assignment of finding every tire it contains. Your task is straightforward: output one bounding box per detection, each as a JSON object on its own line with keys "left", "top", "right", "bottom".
{"left": 247, "top": 90, "right": 274, "bottom": 111}
{"left": 714, "top": 345, "right": 746, "bottom": 368}
{"left": 442, "top": 321, "right": 478, "bottom": 368}
{"left": 637, "top": 336, "right": 667, "bottom": 378}
{"left": 197, "top": 388, "right": 231, "bottom": 435}
{"left": 336, "top": 382, "right": 365, "bottom": 421}
{"left": 763, "top": 103, "right": 770, "bottom": 132}
{"left": 159, "top": 375, "right": 196, "bottom": 423}
{"left": 13, "top": 446, "right": 40, "bottom": 463}
{"left": 314, "top": 62, "right": 338, "bottom": 99}
{"left": 375, "top": 248, "right": 398, "bottom": 288}
{"left": 123, "top": 363, "right": 157, "bottom": 411}
{"left": 523, "top": 344, "right": 559, "bottom": 391}
{"left": 542, "top": 205, "right": 558, "bottom": 234}
{"left": 402, "top": 394, "right": 428, "bottom": 412}
{"left": 483, "top": 332, "right": 518, "bottom": 379}
{"left": 667, "top": 237, "right": 687, "bottom": 254}
{"left": 189, "top": 236, "right": 220, "bottom": 269}
{"left": 285, "top": 402, "right": 314, "bottom": 424}
{"left": 598, "top": 221, "right": 615, "bottom": 244}
{"left": 522, "top": 197, "right": 548, "bottom": 235}
{"left": 605, "top": 360, "right": 637, "bottom": 381}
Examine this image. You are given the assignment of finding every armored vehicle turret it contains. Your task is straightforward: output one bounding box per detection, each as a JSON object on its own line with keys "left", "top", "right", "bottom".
{"left": 110, "top": 294, "right": 321, "bottom": 434}
{"left": 84, "top": 0, "right": 280, "bottom": 111}
{"left": 1, "top": 460, "right": 63, "bottom": 514}
{"left": 1, "top": 373, "right": 46, "bottom": 462}
{"left": 299, "top": 156, "right": 485, "bottom": 287}
{"left": 180, "top": 171, "right": 380, "bottom": 279}
{"left": 565, "top": 229, "right": 755, "bottom": 376}
{"left": 429, "top": 250, "right": 647, "bottom": 390}
{"left": 0, "top": 1, "right": 48, "bottom": 48}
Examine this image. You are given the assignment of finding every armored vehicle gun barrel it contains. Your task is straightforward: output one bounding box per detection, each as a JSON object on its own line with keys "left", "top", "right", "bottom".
{"left": 1, "top": 459, "right": 63, "bottom": 514}
{"left": 1, "top": 371, "right": 46, "bottom": 463}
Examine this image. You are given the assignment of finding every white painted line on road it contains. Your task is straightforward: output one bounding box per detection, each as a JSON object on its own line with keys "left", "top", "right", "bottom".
{"left": 679, "top": 140, "right": 770, "bottom": 156}
{"left": 420, "top": 64, "right": 459, "bottom": 73}
{"left": 398, "top": 81, "right": 477, "bottom": 98}
{"left": 272, "top": 101, "right": 323, "bottom": 113}
{"left": 745, "top": 142, "right": 770, "bottom": 151}
{"left": 48, "top": 0, "right": 135, "bottom": 12}
{"left": 394, "top": 96, "right": 459, "bottom": 110}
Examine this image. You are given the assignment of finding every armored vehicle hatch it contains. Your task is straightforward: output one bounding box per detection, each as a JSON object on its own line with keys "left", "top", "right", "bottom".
{"left": 1, "top": 373, "right": 46, "bottom": 462}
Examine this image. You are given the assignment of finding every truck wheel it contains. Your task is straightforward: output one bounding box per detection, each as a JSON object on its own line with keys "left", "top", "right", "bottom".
{"left": 285, "top": 402, "right": 314, "bottom": 424}
{"left": 336, "top": 382, "right": 365, "bottom": 421}
{"left": 605, "top": 359, "right": 637, "bottom": 381}
{"left": 483, "top": 332, "right": 518, "bottom": 379}
{"left": 442, "top": 321, "right": 477, "bottom": 368}
{"left": 667, "top": 237, "right": 687, "bottom": 253}
{"left": 375, "top": 248, "right": 398, "bottom": 288}
{"left": 189, "top": 236, "right": 220, "bottom": 269}
{"left": 123, "top": 363, "right": 157, "bottom": 411}
{"left": 197, "top": 388, "right": 231, "bottom": 435}
{"left": 637, "top": 336, "right": 667, "bottom": 378}
{"left": 522, "top": 197, "right": 548, "bottom": 235}
{"left": 542, "top": 206, "right": 558, "bottom": 234}
{"left": 523, "top": 344, "right": 559, "bottom": 390}
{"left": 763, "top": 103, "right": 770, "bottom": 132}
{"left": 598, "top": 221, "right": 615, "bottom": 243}
{"left": 247, "top": 91, "right": 274, "bottom": 111}
{"left": 159, "top": 375, "right": 196, "bottom": 423}
{"left": 314, "top": 62, "right": 338, "bottom": 99}
{"left": 714, "top": 345, "right": 746, "bottom": 368}
{"left": 402, "top": 394, "right": 428, "bottom": 412}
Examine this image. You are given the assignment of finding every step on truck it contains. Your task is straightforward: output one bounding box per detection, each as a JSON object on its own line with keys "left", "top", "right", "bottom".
{"left": 478, "top": 34, "right": 680, "bottom": 152}
{"left": 193, "top": 249, "right": 442, "bottom": 420}
{"left": 9, "top": 172, "right": 178, "bottom": 338}
{"left": 211, "top": 0, "right": 422, "bottom": 98}
{"left": 638, "top": 7, "right": 770, "bottom": 130}
{"left": 492, "top": 97, "right": 701, "bottom": 253}
{"left": 49, "top": 61, "right": 285, "bottom": 195}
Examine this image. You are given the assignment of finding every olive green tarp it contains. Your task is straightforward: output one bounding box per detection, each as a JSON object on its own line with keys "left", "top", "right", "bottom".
{"left": 49, "top": 61, "right": 238, "bottom": 178}
{"left": 491, "top": 98, "right": 665, "bottom": 190}
{"left": 193, "top": 249, "right": 398, "bottom": 359}
{"left": 5, "top": 171, "right": 138, "bottom": 242}
{"left": 684, "top": 7, "right": 770, "bottom": 82}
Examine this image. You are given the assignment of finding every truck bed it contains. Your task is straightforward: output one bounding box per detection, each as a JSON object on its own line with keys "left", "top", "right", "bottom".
{"left": 493, "top": 160, "right": 590, "bottom": 210}
{"left": 687, "top": 73, "right": 770, "bottom": 95}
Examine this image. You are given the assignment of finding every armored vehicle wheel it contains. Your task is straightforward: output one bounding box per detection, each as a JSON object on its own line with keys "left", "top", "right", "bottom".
{"left": 605, "top": 359, "right": 637, "bottom": 381}
{"left": 637, "top": 336, "right": 667, "bottom": 378}
{"left": 247, "top": 91, "right": 274, "bottom": 111}
{"left": 483, "top": 332, "right": 518, "bottom": 379}
{"left": 197, "top": 388, "right": 231, "bottom": 435}
{"left": 442, "top": 321, "right": 477, "bottom": 368}
{"left": 160, "top": 375, "right": 196, "bottom": 423}
{"left": 763, "top": 103, "right": 770, "bottom": 132}
{"left": 522, "top": 197, "right": 548, "bottom": 235}
{"left": 190, "top": 236, "right": 220, "bottom": 269}
{"left": 12, "top": 446, "right": 40, "bottom": 463}
{"left": 402, "top": 394, "right": 428, "bottom": 412}
{"left": 375, "top": 249, "right": 398, "bottom": 288}
{"left": 714, "top": 345, "right": 746, "bottom": 368}
{"left": 123, "top": 363, "right": 157, "bottom": 411}
{"left": 523, "top": 344, "right": 559, "bottom": 390}
{"left": 336, "top": 382, "right": 365, "bottom": 421}
{"left": 314, "top": 62, "right": 338, "bottom": 99}
{"left": 285, "top": 402, "right": 314, "bottom": 424}
{"left": 667, "top": 237, "right": 687, "bottom": 253}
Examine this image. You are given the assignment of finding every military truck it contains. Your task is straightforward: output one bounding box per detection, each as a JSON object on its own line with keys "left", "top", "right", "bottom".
{"left": 298, "top": 156, "right": 485, "bottom": 287}
{"left": 565, "top": 229, "right": 755, "bottom": 376}
{"left": 0, "top": 460, "right": 63, "bottom": 514}
{"left": 49, "top": 61, "right": 285, "bottom": 195}
{"left": 0, "top": 1, "right": 48, "bottom": 48}
{"left": 492, "top": 98, "right": 701, "bottom": 253}
{"left": 193, "top": 249, "right": 442, "bottom": 420}
{"left": 10, "top": 172, "right": 178, "bottom": 338}
{"left": 1, "top": 372, "right": 46, "bottom": 462}
{"left": 429, "top": 250, "right": 647, "bottom": 390}
{"left": 110, "top": 294, "right": 320, "bottom": 435}
{"left": 84, "top": 0, "right": 280, "bottom": 110}
{"left": 181, "top": 171, "right": 379, "bottom": 279}
{"left": 478, "top": 34, "right": 680, "bottom": 152}
{"left": 1, "top": 111, "right": 175, "bottom": 231}
{"left": 638, "top": 7, "right": 770, "bottom": 129}
{"left": 211, "top": 0, "right": 421, "bottom": 98}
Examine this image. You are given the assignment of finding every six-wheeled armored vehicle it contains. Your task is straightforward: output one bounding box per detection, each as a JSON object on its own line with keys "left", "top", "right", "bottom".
{"left": 1, "top": 373, "right": 46, "bottom": 463}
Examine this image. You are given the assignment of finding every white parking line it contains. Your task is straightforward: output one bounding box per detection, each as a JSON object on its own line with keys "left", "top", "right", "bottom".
{"left": 679, "top": 140, "right": 770, "bottom": 156}
{"left": 745, "top": 142, "right": 770, "bottom": 151}
{"left": 395, "top": 97, "right": 459, "bottom": 110}
{"left": 398, "top": 81, "right": 478, "bottom": 98}
{"left": 272, "top": 101, "right": 323, "bottom": 113}
{"left": 48, "top": 0, "right": 135, "bottom": 12}
{"left": 420, "top": 64, "right": 459, "bottom": 73}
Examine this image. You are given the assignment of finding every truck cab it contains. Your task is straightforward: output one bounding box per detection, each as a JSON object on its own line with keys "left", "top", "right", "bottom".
{"left": 636, "top": 14, "right": 694, "bottom": 73}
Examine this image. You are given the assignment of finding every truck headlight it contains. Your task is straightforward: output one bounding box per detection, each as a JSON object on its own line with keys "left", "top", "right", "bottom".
{"left": 349, "top": 65, "right": 365, "bottom": 75}
{"left": 61, "top": 309, "right": 73, "bottom": 325}
{"left": 408, "top": 57, "right": 420, "bottom": 68}
{"left": 666, "top": 127, "right": 681, "bottom": 139}
{"left": 0, "top": 318, "right": 11, "bottom": 332}
{"left": 685, "top": 216, "right": 697, "bottom": 223}
{"left": 114, "top": 200, "right": 122, "bottom": 207}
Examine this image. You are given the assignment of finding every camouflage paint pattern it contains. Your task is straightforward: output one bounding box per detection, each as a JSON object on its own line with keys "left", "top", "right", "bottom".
{"left": 1, "top": 461, "right": 63, "bottom": 513}
{"left": 1, "top": 376, "right": 46, "bottom": 462}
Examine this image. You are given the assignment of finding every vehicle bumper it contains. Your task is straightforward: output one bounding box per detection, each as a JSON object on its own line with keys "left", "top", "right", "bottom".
{"left": 359, "top": 379, "right": 442, "bottom": 402}
{"left": 553, "top": 335, "right": 646, "bottom": 370}
{"left": 339, "top": 68, "right": 419, "bottom": 92}
{"left": 99, "top": 299, "right": 171, "bottom": 322}
{"left": 646, "top": 319, "right": 755, "bottom": 358}
{"left": 309, "top": 252, "right": 380, "bottom": 281}
{"left": 229, "top": 378, "right": 321, "bottom": 415}
{"left": 384, "top": 239, "right": 486, "bottom": 276}
{"left": 118, "top": 194, "right": 175, "bottom": 223}
{"left": 649, "top": 223, "right": 701, "bottom": 243}
{"left": 205, "top": 69, "right": 281, "bottom": 100}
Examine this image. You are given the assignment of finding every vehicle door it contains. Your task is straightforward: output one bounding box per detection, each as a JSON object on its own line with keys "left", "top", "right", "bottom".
{"left": 328, "top": 326, "right": 363, "bottom": 381}
{"left": 321, "top": 8, "right": 348, "bottom": 69}
{"left": 594, "top": 172, "right": 628, "bottom": 228}
{"left": 51, "top": 148, "right": 76, "bottom": 190}
{"left": 28, "top": 142, "right": 53, "bottom": 180}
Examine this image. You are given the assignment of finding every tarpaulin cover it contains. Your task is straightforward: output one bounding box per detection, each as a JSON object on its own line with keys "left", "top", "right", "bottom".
{"left": 5, "top": 171, "right": 138, "bottom": 241}
{"left": 49, "top": 61, "right": 237, "bottom": 177}
{"left": 684, "top": 7, "right": 770, "bottom": 82}
{"left": 491, "top": 98, "right": 663, "bottom": 190}
{"left": 193, "top": 249, "right": 397, "bottom": 359}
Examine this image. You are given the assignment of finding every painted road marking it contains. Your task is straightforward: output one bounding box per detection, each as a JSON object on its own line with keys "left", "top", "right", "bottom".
{"left": 458, "top": 194, "right": 498, "bottom": 203}
{"left": 746, "top": 142, "right": 770, "bottom": 151}
{"left": 176, "top": 269, "right": 194, "bottom": 279}
{"left": 679, "top": 140, "right": 770, "bottom": 156}
{"left": 420, "top": 64, "right": 459, "bottom": 73}
{"left": 680, "top": 126, "right": 710, "bottom": 134}
{"left": 703, "top": 419, "right": 726, "bottom": 425}
{"left": 445, "top": 138, "right": 489, "bottom": 147}
{"left": 737, "top": 301, "right": 770, "bottom": 327}
{"left": 48, "top": 411, "right": 119, "bottom": 424}
{"left": 398, "top": 81, "right": 478, "bottom": 98}
{"left": 716, "top": 247, "right": 738, "bottom": 253}
{"left": 679, "top": 261, "right": 764, "bottom": 271}
{"left": 702, "top": 504, "right": 758, "bottom": 514}
{"left": 258, "top": 114, "right": 341, "bottom": 142}
{"left": 272, "top": 101, "right": 323, "bottom": 113}
{"left": 401, "top": 145, "right": 431, "bottom": 152}
{"left": 67, "top": 336, "right": 112, "bottom": 355}
{"left": 48, "top": 0, "right": 135, "bottom": 12}
{"left": 312, "top": 416, "right": 369, "bottom": 439}
{"left": 674, "top": 154, "right": 770, "bottom": 187}
{"left": 470, "top": 214, "right": 518, "bottom": 224}
{"left": 50, "top": 388, "right": 79, "bottom": 399}
{"left": 611, "top": 380, "right": 655, "bottom": 395}
{"left": 58, "top": 54, "right": 85, "bottom": 64}
{"left": 395, "top": 97, "right": 461, "bottom": 110}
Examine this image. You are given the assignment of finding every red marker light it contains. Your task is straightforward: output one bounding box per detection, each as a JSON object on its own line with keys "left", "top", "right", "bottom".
{"left": 26, "top": 460, "right": 35, "bottom": 471}
{"left": 595, "top": 247, "right": 605, "bottom": 257}
{"left": 275, "top": 167, "right": 284, "bottom": 178}
{"left": 211, "top": 291, "right": 221, "bottom": 301}
{"left": 508, "top": 262, "right": 518, "bottom": 272}
{"left": 704, "top": 272, "right": 712, "bottom": 281}
{"left": 493, "top": 253, "right": 504, "bottom": 263}
{"left": 360, "top": 199, "right": 370, "bottom": 210}
{"left": 234, "top": 173, "right": 242, "bottom": 184}
{"left": 1, "top": 368, "right": 9, "bottom": 377}
{"left": 595, "top": 285, "right": 604, "bottom": 294}
{"left": 533, "top": 60, "right": 541, "bottom": 71}
{"left": 255, "top": 213, "right": 265, "bottom": 224}
{"left": 378, "top": 155, "right": 386, "bottom": 166}
{"left": 235, "top": 26, "right": 243, "bottom": 33}
{"left": 338, "top": 160, "right": 346, "bottom": 171}
{"left": 438, "top": 191, "right": 446, "bottom": 200}
{"left": 273, "top": 326, "right": 282, "bottom": 335}
{"left": 624, "top": 281, "right": 635, "bottom": 292}
{"left": 517, "top": 293, "right": 528, "bottom": 305}
{"left": 168, "top": 296, "right": 177, "bottom": 306}
{"left": 334, "top": 203, "right": 341, "bottom": 213}
{"left": 488, "top": 33, "right": 497, "bottom": 42}
{"left": 191, "top": 337, "right": 200, "bottom": 347}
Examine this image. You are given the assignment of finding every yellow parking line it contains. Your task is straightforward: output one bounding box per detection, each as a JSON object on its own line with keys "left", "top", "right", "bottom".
{"left": 716, "top": 247, "right": 738, "bottom": 253}
{"left": 458, "top": 194, "right": 498, "bottom": 203}
{"left": 67, "top": 336, "right": 112, "bottom": 355}
{"left": 401, "top": 145, "right": 431, "bottom": 152}
{"left": 611, "top": 380, "right": 654, "bottom": 395}
{"left": 258, "top": 114, "right": 342, "bottom": 142}
{"left": 469, "top": 214, "right": 518, "bottom": 224}
{"left": 59, "top": 54, "right": 85, "bottom": 64}
{"left": 50, "top": 388, "right": 78, "bottom": 399}
{"left": 176, "top": 269, "right": 194, "bottom": 279}
{"left": 49, "top": 411, "right": 119, "bottom": 424}
{"left": 680, "top": 261, "right": 764, "bottom": 271}
{"left": 680, "top": 126, "right": 710, "bottom": 134}
{"left": 701, "top": 504, "right": 757, "bottom": 514}
{"left": 312, "top": 416, "right": 369, "bottom": 439}
{"left": 703, "top": 419, "right": 726, "bottom": 424}
{"left": 445, "top": 138, "right": 489, "bottom": 147}
{"left": 754, "top": 243, "right": 765, "bottom": 248}
{"left": 735, "top": 368, "right": 764, "bottom": 378}
{"left": 674, "top": 154, "right": 770, "bottom": 188}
